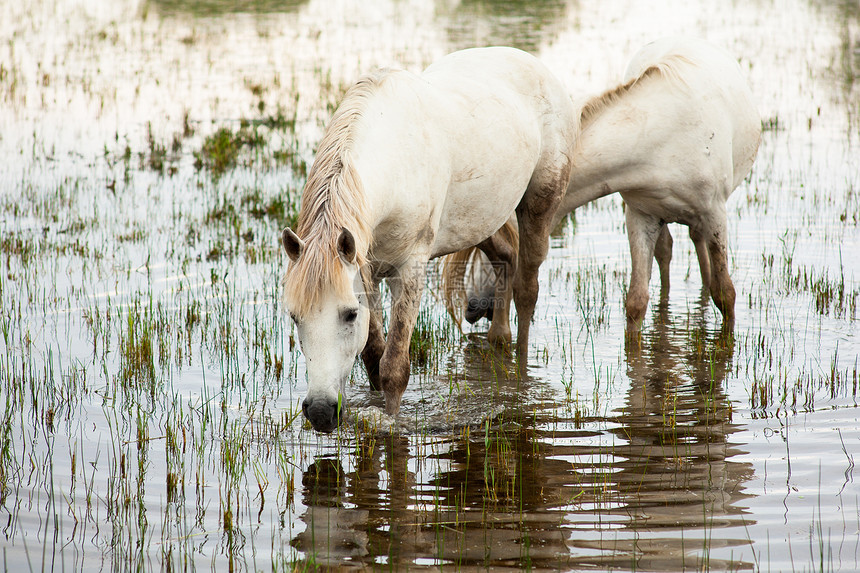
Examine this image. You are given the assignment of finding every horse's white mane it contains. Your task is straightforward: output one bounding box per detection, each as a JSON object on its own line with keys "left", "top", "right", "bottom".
{"left": 580, "top": 54, "right": 694, "bottom": 127}
{"left": 282, "top": 70, "right": 391, "bottom": 317}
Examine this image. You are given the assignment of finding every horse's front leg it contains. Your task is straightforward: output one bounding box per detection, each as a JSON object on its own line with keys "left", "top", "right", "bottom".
{"left": 513, "top": 167, "right": 569, "bottom": 365}
{"left": 689, "top": 227, "right": 712, "bottom": 291}
{"left": 379, "top": 261, "right": 427, "bottom": 415}
{"left": 360, "top": 276, "right": 385, "bottom": 391}
{"left": 704, "top": 211, "right": 736, "bottom": 328}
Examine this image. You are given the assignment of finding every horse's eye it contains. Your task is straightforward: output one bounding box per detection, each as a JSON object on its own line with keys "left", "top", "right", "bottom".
{"left": 289, "top": 313, "right": 298, "bottom": 324}
{"left": 342, "top": 309, "right": 358, "bottom": 324}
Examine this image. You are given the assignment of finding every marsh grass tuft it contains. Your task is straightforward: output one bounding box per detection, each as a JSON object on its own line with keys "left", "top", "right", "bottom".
{"left": 118, "top": 300, "right": 158, "bottom": 391}
{"left": 192, "top": 109, "right": 302, "bottom": 178}
{"left": 194, "top": 124, "right": 265, "bottom": 175}
{"left": 144, "top": 122, "right": 170, "bottom": 173}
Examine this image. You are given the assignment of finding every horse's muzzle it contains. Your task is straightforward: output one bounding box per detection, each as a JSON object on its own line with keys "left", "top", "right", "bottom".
{"left": 465, "top": 296, "right": 494, "bottom": 324}
{"left": 303, "top": 396, "right": 342, "bottom": 433}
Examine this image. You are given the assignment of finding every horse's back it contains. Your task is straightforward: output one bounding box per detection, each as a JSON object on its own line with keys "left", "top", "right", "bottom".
{"left": 624, "top": 37, "right": 761, "bottom": 191}
{"left": 422, "top": 47, "right": 576, "bottom": 158}
{"left": 418, "top": 47, "right": 577, "bottom": 257}
{"left": 424, "top": 47, "right": 567, "bottom": 104}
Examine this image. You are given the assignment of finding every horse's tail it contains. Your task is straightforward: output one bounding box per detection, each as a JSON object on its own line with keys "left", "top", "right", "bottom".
{"left": 440, "top": 217, "right": 519, "bottom": 327}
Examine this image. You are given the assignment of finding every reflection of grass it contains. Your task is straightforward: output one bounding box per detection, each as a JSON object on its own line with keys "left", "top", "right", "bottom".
{"left": 760, "top": 114, "right": 782, "bottom": 132}
{"left": 242, "top": 187, "right": 300, "bottom": 230}
{"left": 144, "top": 121, "right": 169, "bottom": 172}
{"left": 839, "top": 23, "right": 857, "bottom": 88}
{"left": 136, "top": 106, "right": 308, "bottom": 181}
{"left": 147, "top": 0, "right": 310, "bottom": 17}
{"left": 191, "top": 109, "right": 306, "bottom": 178}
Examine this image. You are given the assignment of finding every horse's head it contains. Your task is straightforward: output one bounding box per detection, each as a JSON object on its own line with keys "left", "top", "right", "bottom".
{"left": 281, "top": 227, "right": 370, "bottom": 433}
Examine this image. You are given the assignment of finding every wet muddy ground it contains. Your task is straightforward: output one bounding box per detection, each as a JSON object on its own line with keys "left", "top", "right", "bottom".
{"left": 1, "top": 0, "right": 859, "bottom": 570}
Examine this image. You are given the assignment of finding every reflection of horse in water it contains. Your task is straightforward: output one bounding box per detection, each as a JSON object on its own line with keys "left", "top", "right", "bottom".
{"left": 291, "top": 345, "right": 578, "bottom": 568}
{"left": 603, "top": 294, "right": 755, "bottom": 569}
{"left": 291, "top": 438, "right": 425, "bottom": 565}
{"left": 292, "top": 297, "right": 756, "bottom": 570}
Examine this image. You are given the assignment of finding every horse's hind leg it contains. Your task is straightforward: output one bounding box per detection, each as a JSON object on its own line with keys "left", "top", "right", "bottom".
{"left": 704, "top": 213, "right": 736, "bottom": 328}
{"left": 476, "top": 230, "right": 516, "bottom": 347}
{"left": 689, "top": 227, "right": 712, "bottom": 291}
{"left": 654, "top": 225, "right": 673, "bottom": 293}
{"left": 625, "top": 207, "right": 664, "bottom": 332}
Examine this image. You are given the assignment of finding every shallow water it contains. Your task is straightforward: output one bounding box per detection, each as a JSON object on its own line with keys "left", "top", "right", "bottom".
{"left": 1, "top": 0, "right": 859, "bottom": 570}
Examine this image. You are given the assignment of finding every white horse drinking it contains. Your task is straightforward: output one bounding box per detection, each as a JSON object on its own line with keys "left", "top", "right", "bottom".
{"left": 445, "top": 37, "right": 761, "bottom": 333}
{"left": 280, "top": 48, "right": 576, "bottom": 432}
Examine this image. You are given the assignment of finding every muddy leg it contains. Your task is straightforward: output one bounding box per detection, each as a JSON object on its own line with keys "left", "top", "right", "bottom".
{"left": 476, "top": 230, "right": 517, "bottom": 347}
{"left": 654, "top": 224, "right": 673, "bottom": 293}
{"left": 625, "top": 208, "right": 663, "bottom": 333}
{"left": 512, "top": 213, "right": 542, "bottom": 364}
{"left": 512, "top": 185, "right": 566, "bottom": 366}
{"left": 361, "top": 276, "right": 385, "bottom": 390}
{"left": 689, "top": 227, "right": 712, "bottom": 291}
{"left": 379, "top": 261, "right": 426, "bottom": 415}
{"left": 705, "top": 216, "right": 736, "bottom": 329}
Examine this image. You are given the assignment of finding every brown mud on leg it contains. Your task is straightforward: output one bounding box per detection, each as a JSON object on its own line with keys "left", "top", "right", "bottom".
{"left": 378, "top": 263, "right": 425, "bottom": 416}
{"left": 707, "top": 228, "right": 736, "bottom": 329}
{"left": 360, "top": 276, "right": 385, "bottom": 390}
{"left": 625, "top": 208, "right": 663, "bottom": 333}
{"left": 362, "top": 313, "right": 385, "bottom": 391}
{"left": 654, "top": 224, "right": 673, "bottom": 293}
{"left": 512, "top": 167, "right": 569, "bottom": 371}
{"left": 690, "top": 227, "right": 712, "bottom": 291}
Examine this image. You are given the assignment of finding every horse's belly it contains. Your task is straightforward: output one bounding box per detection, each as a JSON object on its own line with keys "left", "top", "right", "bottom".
{"left": 431, "top": 168, "right": 535, "bottom": 258}
{"left": 431, "top": 214, "right": 510, "bottom": 259}
{"left": 621, "top": 184, "right": 721, "bottom": 226}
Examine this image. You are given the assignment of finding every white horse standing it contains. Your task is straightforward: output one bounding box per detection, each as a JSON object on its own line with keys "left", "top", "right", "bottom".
{"left": 445, "top": 37, "right": 761, "bottom": 333}
{"left": 280, "top": 48, "right": 576, "bottom": 432}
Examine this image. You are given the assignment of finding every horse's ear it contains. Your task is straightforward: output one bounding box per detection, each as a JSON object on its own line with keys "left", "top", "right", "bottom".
{"left": 337, "top": 228, "right": 357, "bottom": 265}
{"left": 282, "top": 228, "right": 304, "bottom": 262}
